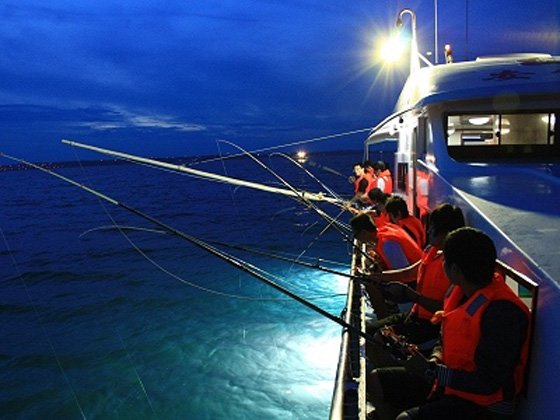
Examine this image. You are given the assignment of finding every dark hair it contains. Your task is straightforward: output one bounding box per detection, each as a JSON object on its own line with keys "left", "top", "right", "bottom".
{"left": 430, "top": 204, "right": 465, "bottom": 235}
{"left": 443, "top": 227, "right": 496, "bottom": 286}
{"left": 367, "top": 188, "right": 390, "bottom": 205}
{"left": 350, "top": 213, "right": 376, "bottom": 235}
{"left": 373, "top": 161, "right": 385, "bottom": 171}
{"left": 353, "top": 162, "right": 364, "bottom": 168}
{"left": 385, "top": 196, "right": 409, "bottom": 219}
{"left": 363, "top": 160, "right": 373, "bottom": 168}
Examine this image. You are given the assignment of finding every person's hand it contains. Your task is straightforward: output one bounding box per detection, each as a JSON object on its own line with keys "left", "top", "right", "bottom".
{"left": 365, "top": 272, "right": 384, "bottom": 284}
{"left": 403, "top": 351, "right": 430, "bottom": 378}
{"left": 380, "top": 282, "right": 409, "bottom": 300}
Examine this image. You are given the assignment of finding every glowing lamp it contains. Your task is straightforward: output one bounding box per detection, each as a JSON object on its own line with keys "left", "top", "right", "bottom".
{"left": 381, "top": 34, "right": 406, "bottom": 63}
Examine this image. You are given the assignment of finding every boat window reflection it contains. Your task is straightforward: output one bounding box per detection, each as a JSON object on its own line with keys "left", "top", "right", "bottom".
{"left": 445, "top": 112, "right": 558, "bottom": 160}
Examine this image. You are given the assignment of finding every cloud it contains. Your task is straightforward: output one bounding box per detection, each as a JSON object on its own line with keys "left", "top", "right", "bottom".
{"left": 78, "top": 109, "right": 207, "bottom": 132}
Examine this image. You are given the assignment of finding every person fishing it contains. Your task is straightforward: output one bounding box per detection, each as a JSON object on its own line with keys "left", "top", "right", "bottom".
{"left": 368, "top": 227, "right": 530, "bottom": 420}
{"left": 385, "top": 196, "right": 426, "bottom": 249}
{"left": 372, "top": 161, "right": 393, "bottom": 194}
{"left": 350, "top": 212, "right": 423, "bottom": 318}
{"left": 365, "top": 204, "right": 465, "bottom": 366}
{"left": 348, "top": 162, "right": 375, "bottom": 209}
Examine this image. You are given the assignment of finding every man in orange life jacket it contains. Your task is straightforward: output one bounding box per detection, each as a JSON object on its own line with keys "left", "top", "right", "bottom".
{"left": 385, "top": 196, "right": 426, "bottom": 249}
{"left": 368, "top": 228, "right": 530, "bottom": 420}
{"left": 350, "top": 213, "right": 422, "bottom": 318}
{"left": 365, "top": 204, "right": 465, "bottom": 366}
{"left": 373, "top": 161, "right": 393, "bottom": 194}
{"left": 349, "top": 162, "right": 373, "bottom": 208}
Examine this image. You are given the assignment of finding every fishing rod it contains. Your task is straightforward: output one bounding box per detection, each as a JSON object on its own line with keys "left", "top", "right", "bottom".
{"left": 60, "top": 140, "right": 344, "bottom": 206}
{"left": 306, "top": 160, "right": 348, "bottom": 179}
{"left": 219, "top": 141, "right": 378, "bottom": 267}
{"left": 271, "top": 152, "right": 343, "bottom": 203}
{"left": 77, "top": 224, "right": 381, "bottom": 287}
{"left": 1, "top": 153, "right": 376, "bottom": 345}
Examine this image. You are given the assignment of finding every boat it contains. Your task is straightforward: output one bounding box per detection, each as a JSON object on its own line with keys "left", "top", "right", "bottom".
{"left": 2, "top": 9, "right": 559, "bottom": 419}
{"left": 330, "top": 10, "right": 560, "bottom": 420}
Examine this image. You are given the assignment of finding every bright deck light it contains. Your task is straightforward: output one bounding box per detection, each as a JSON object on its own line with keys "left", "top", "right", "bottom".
{"left": 381, "top": 34, "right": 406, "bottom": 63}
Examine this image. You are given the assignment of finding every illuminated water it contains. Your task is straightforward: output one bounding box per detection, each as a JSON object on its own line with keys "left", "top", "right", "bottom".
{"left": 1, "top": 151, "right": 364, "bottom": 419}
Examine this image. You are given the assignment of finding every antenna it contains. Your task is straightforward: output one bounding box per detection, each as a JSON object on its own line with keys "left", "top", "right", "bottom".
{"left": 465, "top": 0, "right": 469, "bottom": 60}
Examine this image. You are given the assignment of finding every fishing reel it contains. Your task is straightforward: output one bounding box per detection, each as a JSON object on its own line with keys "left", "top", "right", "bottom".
{"left": 377, "top": 326, "right": 419, "bottom": 362}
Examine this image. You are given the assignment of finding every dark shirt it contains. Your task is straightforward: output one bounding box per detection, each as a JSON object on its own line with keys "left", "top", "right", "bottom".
{"left": 357, "top": 178, "right": 369, "bottom": 193}
{"left": 436, "top": 300, "right": 528, "bottom": 398}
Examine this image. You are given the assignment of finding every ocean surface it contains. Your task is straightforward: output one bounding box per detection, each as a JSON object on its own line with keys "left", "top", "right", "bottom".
{"left": 1, "top": 149, "right": 366, "bottom": 419}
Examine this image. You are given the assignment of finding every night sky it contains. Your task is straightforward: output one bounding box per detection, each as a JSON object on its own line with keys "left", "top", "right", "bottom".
{"left": 1, "top": 0, "right": 559, "bottom": 162}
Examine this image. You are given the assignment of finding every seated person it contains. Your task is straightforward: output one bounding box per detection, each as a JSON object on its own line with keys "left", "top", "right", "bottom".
{"left": 368, "top": 227, "right": 530, "bottom": 420}
{"left": 366, "top": 204, "right": 465, "bottom": 366}
{"left": 385, "top": 196, "right": 426, "bottom": 248}
{"left": 347, "top": 188, "right": 391, "bottom": 227}
{"left": 350, "top": 213, "right": 423, "bottom": 318}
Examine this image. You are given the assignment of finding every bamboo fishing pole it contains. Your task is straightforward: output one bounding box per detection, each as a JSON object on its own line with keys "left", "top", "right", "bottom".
{"left": 1, "top": 153, "right": 375, "bottom": 345}
{"left": 218, "top": 140, "right": 378, "bottom": 266}
{"left": 61, "top": 140, "right": 344, "bottom": 205}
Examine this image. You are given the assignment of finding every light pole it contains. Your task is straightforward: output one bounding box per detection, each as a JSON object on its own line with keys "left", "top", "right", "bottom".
{"left": 434, "top": 0, "right": 438, "bottom": 64}
{"left": 396, "top": 8, "right": 420, "bottom": 74}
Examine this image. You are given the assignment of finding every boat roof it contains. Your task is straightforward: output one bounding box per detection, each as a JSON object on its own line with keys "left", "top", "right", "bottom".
{"left": 396, "top": 54, "right": 560, "bottom": 112}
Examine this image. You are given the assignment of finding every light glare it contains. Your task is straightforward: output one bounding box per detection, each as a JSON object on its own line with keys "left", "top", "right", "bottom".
{"left": 381, "top": 35, "right": 405, "bottom": 63}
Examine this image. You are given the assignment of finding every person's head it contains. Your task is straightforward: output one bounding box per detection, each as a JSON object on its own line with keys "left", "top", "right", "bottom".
{"left": 353, "top": 162, "right": 365, "bottom": 177}
{"left": 385, "top": 196, "right": 409, "bottom": 223}
{"left": 367, "top": 188, "right": 390, "bottom": 206}
{"left": 350, "top": 213, "right": 377, "bottom": 243}
{"left": 363, "top": 160, "right": 374, "bottom": 172}
{"left": 428, "top": 204, "right": 465, "bottom": 246}
{"left": 443, "top": 227, "right": 496, "bottom": 288}
{"left": 373, "top": 161, "right": 385, "bottom": 175}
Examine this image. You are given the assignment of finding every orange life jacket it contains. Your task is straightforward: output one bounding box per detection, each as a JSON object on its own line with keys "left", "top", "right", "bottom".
{"left": 375, "top": 223, "right": 423, "bottom": 269}
{"left": 379, "top": 169, "right": 393, "bottom": 193}
{"left": 411, "top": 246, "right": 449, "bottom": 320}
{"left": 372, "top": 212, "right": 390, "bottom": 228}
{"left": 441, "top": 275, "right": 530, "bottom": 406}
{"left": 398, "top": 215, "right": 426, "bottom": 249}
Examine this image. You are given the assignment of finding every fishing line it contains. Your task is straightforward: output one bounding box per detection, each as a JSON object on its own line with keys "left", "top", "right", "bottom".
{"left": 217, "top": 140, "right": 377, "bottom": 275}
{"left": 69, "top": 150, "right": 160, "bottom": 419}
{"left": 219, "top": 140, "right": 352, "bottom": 234}
{"left": 193, "top": 127, "right": 373, "bottom": 165}
{"left": 78, "top": 224, "right": 350, "bottom": 269}
{"left": 271, "top": 152, "right": 344, "bottom": 203}
{"left": 3, "top": 154, "right": 369, "bottom": 344}
{"left": 0, "top": 228, "right": 87, "bottom": 419}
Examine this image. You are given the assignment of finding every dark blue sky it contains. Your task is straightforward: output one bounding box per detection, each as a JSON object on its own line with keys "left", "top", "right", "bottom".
{"left": 1, "top": 0, "right": 559, "bottom": 162}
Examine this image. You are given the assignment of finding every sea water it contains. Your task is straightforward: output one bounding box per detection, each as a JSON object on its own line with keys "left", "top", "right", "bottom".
{"left": 1, "top": 150, "right": 365, "bottom": 419}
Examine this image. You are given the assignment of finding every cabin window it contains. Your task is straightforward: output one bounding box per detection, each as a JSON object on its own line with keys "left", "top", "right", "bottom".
{"left": 446, "top": 112, "right": 558, "bottom": 160}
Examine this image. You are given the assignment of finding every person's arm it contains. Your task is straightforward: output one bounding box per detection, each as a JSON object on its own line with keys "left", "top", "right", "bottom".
{"left": 436, "top": 301, "right": 528, "bottom": 394}
{"left": 407, "top": 287, "right": 444, "bottom": 313}
{"left": 370, "top": 259, "right": 421, "bottom": 283}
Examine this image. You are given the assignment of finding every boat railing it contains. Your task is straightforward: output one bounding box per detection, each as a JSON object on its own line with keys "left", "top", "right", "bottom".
{"left": 329, "top": 241, "right": 368, "bottom": 420}
{"left": 495, "top": 259, "right": 539, "bottom": 398}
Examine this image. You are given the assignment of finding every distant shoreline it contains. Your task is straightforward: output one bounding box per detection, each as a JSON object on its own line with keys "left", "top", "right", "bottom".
{"left": 0, "top": 149, "right": 365, "bottom": 172}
